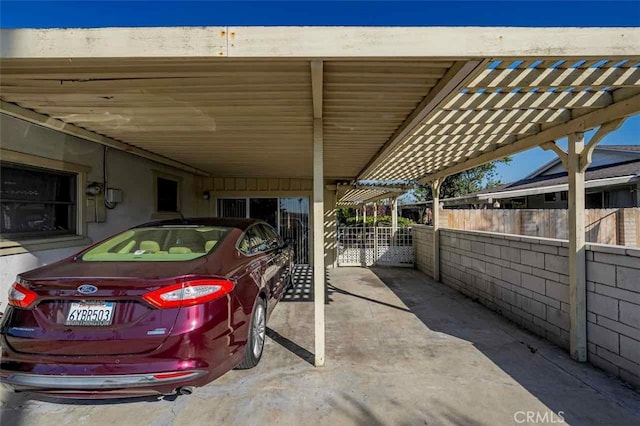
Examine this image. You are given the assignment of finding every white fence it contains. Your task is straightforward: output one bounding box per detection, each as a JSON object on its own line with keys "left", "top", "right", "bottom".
{"left": 337, "top": 226, "right": 413, "bottom": 267}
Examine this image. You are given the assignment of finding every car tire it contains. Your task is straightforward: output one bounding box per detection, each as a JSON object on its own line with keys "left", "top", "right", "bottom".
{"left": 236, "top": 298, "right": 266, "bottom": 370}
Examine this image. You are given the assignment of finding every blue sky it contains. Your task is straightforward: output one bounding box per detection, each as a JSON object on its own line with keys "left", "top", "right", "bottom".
{"left": 497, "top": 116, "right": 639, "bottom": 182}
{"left": 2, "top": 1, "right": 640, "bottom": 28}
{"left": 1, "top": 1, "right": 639, "bottom": 183}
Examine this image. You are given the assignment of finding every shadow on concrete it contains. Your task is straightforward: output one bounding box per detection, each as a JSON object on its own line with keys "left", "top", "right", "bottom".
{"left": 282, "top": 265, "right": 335, "bottom": 306}
{"left": 0, "top": 390, "right": 29, "bottom": 426}
{"left": 327, "top": 282, "right": 411, "bottom": 314}
{"left": 0, "top": 390, "right": 166, "bottom": 426}
{"left": 369, "top": 267, "right": 640, "bottom": 426}
{"left": 326, "top": 391, "right": 484, "bottom": 426}
{"left": 281, "top": 264, "right": 314, "bottom": 302}
{"left": 34, "top": 394, "right": 162, "bottom": 405}
{"left": 266, "top": 327, "right": 314, "bottom": 366}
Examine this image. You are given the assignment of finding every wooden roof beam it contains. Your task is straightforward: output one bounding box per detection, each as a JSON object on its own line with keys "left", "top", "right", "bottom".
{"left": 0, "top": 101, "right": 210, "bottom": 176}
{"left": 310, "top": 60, "right": 323, "bottom": 119}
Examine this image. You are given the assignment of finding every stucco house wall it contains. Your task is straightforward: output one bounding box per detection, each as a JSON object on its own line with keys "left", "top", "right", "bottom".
{"left": 0, "top": 114, "right": 198, "bottom": 310}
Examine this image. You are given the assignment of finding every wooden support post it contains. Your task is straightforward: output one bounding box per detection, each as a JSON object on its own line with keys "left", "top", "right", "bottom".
{"left": 430, "top": 179, "right": 442, "bottom": 282}
{"left": 545, "top": 119, "right": 625, "bottom": 362}
{"left": 363, "top": 204, "right": 367, "bottom": 226}
{"left": 568, "top": 132, "right": 587, "bottom": 362}
{"left": 311, "top": 59, "right": 325, "bottom": 367}
{"left": 313, "top": 117, "right": 325, "bottom": 367}
{"left": 334, "top": 189, "right": 340, "bottom": 269}
{"left": 391, "top": 197, "right": 398, "bottom": 236}
{"left": 373, "top": 202, "right": 378, "bottom": 226}
{"left": 374, "top": 223, "right": 379, "bottom": 261}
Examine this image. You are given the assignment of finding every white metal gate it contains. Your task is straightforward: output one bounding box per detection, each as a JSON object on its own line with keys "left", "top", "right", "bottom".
{"left": 337, "top": 226, "right": 413, "bottom": 267}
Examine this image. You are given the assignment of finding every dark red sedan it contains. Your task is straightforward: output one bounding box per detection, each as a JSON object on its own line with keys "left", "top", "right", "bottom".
{"left": 0, "top": 218, "right": 294, "bottom": 398}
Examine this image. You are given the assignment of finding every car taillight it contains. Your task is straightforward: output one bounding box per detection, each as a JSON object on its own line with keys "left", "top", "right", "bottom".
{"left": 142, "top": 279, "right": 234, "bottom": 309}
{"left": 8, "top": 282, "right": 38, "bottom": 309}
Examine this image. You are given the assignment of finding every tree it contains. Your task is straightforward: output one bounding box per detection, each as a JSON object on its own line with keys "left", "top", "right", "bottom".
{"left": 336, "top": 207, "right": 356, "bottom": 225}
{"left": 413, "top": 157, "right": 512, "bottom": 201}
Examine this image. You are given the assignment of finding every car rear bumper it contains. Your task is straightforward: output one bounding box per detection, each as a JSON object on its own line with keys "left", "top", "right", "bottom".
{"left": 0, "top": 369, "right": 207, "bottom": 393}
{"left": 0, "top": 345, "right": 239, "bottom": 398}
{"left": 0, "top": 329, "right": 245, "bottom": 398}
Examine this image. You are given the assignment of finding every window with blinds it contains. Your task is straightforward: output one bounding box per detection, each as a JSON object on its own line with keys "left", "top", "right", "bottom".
{"left": 1, "top": 163, "right": 77, "bottom": 239}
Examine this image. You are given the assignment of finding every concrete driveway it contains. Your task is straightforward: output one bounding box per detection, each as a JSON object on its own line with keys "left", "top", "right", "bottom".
{"left": 2, "top": 267, "right": 639, "bottom": 425}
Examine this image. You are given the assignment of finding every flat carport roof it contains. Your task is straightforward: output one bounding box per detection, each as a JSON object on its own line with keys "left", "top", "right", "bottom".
{"left": 1, "top": 26, "right": 640, "bottom": 366}
{"left": 2, "top": 26, "right": 639, "bottom": 183}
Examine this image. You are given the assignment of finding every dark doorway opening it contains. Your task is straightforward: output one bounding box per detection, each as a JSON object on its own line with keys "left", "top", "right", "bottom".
{"left": 249, "top": 198, "right": 278, "bottom": 228}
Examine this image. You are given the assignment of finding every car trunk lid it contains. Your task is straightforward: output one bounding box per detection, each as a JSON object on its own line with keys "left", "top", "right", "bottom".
{"left": 4, "top": 274, "right": 193, "bottom": 356}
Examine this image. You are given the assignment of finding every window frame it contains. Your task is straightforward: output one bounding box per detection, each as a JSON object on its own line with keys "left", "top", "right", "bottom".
{"left": 544, "top": 192, "right": 558, "bottom": 203}
{"left": 152, "top": 171, "right": 182, "bottom": 219}
{"left": 1, "top": 164, "right": 78, "bottom": 239}
{"left": 0, "top": 149, "right": 91, "bottom": 255}
{"left": 217, "top": 198, "right": 248, "bottom": 219}
{"left": 216, "top": 196, "right": 281, "bottom": 231}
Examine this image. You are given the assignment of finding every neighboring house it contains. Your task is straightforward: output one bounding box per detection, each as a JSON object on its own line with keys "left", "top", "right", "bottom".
{"left": 441, "top": 145, "right": 640, "bottom": 209}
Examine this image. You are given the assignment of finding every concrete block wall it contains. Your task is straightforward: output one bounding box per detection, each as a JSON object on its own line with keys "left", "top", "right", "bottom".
{"left": 438, "top": 229, "right": 571, "bottom": 350}
{"left": 586, "top": 243, "right": 640, "bottom": 387}
{"left": 414, "top": 227, "right": 640, "bottom": 388}
{"left": 412, "top": 225, "right": 434, "bottom": 277}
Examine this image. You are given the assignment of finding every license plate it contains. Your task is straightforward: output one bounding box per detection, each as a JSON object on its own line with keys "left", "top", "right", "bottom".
{"left": 66, "top": 301, "right": 114, "bottom": 326}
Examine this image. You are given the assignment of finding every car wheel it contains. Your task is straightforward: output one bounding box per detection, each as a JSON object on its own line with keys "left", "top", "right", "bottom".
{"left": 236, "top": 298, "right": 266, "bottom": 369}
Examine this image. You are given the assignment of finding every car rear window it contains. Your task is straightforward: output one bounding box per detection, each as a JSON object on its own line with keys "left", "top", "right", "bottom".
{"left": 81, "top": 226, "right": 232, "bottom": 262}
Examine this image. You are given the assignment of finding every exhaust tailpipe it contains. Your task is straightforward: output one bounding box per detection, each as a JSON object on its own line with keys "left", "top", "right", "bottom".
{"left": 177, "top": 386, "right": 195, "bottom": 396}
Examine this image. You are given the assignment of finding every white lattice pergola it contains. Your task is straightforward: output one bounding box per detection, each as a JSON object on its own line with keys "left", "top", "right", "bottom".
{"left": 360, "top": 58, "right": 640, "bottom": 182}
{"left": 354, "top": 56, "right": 640, "bottom": 364}
{"left": 338, "top": 189, "right": 391, "bottom": 205}
{"left": 336, "top": 184, "right": 410, "bottom": 205}
{"left": 2, "top": 26, "right": 640, "bottom": 367}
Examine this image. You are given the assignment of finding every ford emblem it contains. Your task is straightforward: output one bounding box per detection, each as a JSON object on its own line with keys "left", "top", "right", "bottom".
{"left": 77, "top": 284, "right": 98, "bottom": 295}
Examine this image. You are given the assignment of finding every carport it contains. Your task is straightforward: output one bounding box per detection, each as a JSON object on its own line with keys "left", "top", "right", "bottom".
{"left": 4, "top": 267, "right": 640, "bottom": 425}
{"left": 1, "top": 26, "right": 639, "bottom": 372}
